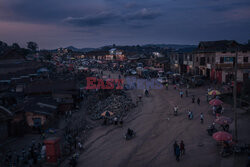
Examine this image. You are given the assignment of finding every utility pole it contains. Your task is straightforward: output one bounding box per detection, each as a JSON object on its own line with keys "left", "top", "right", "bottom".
{"left": 233, "top": 47, "right": 238, "bottom": 141}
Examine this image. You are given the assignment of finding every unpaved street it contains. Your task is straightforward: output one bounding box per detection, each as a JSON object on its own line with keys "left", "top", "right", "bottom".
{"left": 78, "top": 73, "right": 250, "bottom": 167}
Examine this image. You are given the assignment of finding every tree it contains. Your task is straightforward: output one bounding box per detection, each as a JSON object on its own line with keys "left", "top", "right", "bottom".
{"left": 12, "top": 43, "right": 20, "bottom": 50}
{"left": 27, "top": 41, "right": 38, "bottom": 52}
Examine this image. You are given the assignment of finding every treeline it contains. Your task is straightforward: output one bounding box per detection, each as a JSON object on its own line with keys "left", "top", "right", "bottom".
{"left": 0, "top": 41, "right": 38, "bottom": 59}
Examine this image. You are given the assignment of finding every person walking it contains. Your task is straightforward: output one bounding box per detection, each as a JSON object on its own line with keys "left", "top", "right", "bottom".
{"left": 180, "top": 90, "right": 183, "bottom": 98}
{"left": 165, "top": 83, "right": 168, "bottom": 90}
{"left": 174, "top": 105, "right": 178, "bottom": 116}
{"left": 175, "top": 145, "right": 181, "bottom": 161}
{"left": 192, "top": 95, "right": 195, "bottom": 103}
{"left": 173, "top": 141, "right": 178, "bottom": 156}
{"left": 197, "top": 97, "right": 200, "bottom": 105}
{"left": 200, "top": 113, "right": 204, "bottom": 124}
{"left": 180, "top": 140, "right": 185, "bottom": 156}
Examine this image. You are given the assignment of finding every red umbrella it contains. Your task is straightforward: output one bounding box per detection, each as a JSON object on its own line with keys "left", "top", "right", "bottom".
{"left": 209, "top": 99, "right": 223, "bottom": 106}
{"left": 214, "top": 116, "right": 233, "bottom": 125}
{"left": 213, "top": 131, "right": 232, "bottom": 141}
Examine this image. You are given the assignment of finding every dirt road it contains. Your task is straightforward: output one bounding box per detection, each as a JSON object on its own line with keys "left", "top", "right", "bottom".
{"left": 78, "top": 74, "right": 249, "bottom": 167}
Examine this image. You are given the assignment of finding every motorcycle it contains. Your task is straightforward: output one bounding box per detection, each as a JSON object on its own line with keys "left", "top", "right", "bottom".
{"left": 125, "top": 131, "right": 136, "bottom": 140}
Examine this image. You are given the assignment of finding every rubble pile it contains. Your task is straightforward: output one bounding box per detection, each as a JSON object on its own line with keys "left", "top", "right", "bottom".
{"left": 88, "top": 90, "right": 136, "bottom": 120}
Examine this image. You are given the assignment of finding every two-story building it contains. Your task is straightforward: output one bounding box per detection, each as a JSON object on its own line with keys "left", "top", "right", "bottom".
{"left": 194, "top": 40, "right": 250, "bottom": 83}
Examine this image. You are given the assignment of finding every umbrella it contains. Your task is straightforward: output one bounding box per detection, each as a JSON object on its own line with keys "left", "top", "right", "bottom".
{"left": 214, "top": 116, "right": 233, "bottom": 125}
{"left": 213, "top": 131, "right": 232, "bottom": 141}
{"left": 101, "top": 111, "right": 114, "bottom": 117}
{"left": 208, "top": 90, "right": 221, "bottom": 96}
{"left": 209, "top": 99, "right": 223, "bottom": 106}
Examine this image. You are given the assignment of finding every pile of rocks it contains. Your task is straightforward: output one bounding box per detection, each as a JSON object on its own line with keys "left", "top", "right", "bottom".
{"left": 88, "top": 91, "right": 135, "bottom": 120}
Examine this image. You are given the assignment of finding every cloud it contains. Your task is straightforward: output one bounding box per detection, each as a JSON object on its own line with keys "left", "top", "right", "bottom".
{"left": 62, "top": 8, "right": 162, "bottom": 27}
{"left": 125, "top": 8, "right": 162, "bottom": 20}
{"left": 63, "top": 12, "right": 120, "bottom": 27}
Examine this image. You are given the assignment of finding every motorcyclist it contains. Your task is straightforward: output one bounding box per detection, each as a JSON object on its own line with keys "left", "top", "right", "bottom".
{"left": 126, "top": 128, "right": 134, "bottom": 139}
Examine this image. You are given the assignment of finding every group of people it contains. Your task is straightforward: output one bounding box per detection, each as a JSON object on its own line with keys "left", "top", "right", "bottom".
{"left": 173, "top": 141, "right": 185, "bottom": 161}
{"left": 192, "top": 95, "right": 200, "bottom": 105}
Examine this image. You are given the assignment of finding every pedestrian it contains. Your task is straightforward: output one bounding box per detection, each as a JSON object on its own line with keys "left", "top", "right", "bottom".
{"left": 212, "top": 106, "right": 216, "bottom": 115}
{"left": 114, "top": 117, "right": 118, "bottom": 125}
{"left": 78, "top": 142, "right": 83, "bottom": 151}
{"left": 180, "top": 140, "right": 185, "bottom": 155}
{"left": 180, "top": 90, "right": 183, "bottom": 98}
{"left": 197, "top": 97, "right": 200, "bottom": 105}
{"left": 119, "top": 119, "right": 123, "bottom": 127}
{"left": 200, "top": 113, "right": 204, "bottom": 124}
{"left": 192, "top": 95, "right": 195, "bottom": 103}
{"left": 206, "top": 94, "right": 209, "bottom": 102}
{"left": 173, "top": 141, "right": 178, "bottom": 156}
{"left": 174, "top": 105, "right": 178, "bottom": 116}
{"left": 175, "top": 145, "right": 180, "bottom": 161}
{"left": 188, "top": 109, "right": 191, "bottom": 120}
{"left": 174, "top": 84, "right": 176, "bottom": 90}
{"left": 185, "top": 89, "right": 188, "bottom": 97}
{"left": 165, "top": 83, "right": 168, "bottom": 90}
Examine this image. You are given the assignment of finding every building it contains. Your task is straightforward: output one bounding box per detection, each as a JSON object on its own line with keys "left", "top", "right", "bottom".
{"left": 183, "top": 53, "right": 195, "bottom": 75}
{"left": 194, "top": 40, "right": 250, "bottom": 83}
{"left": 105, "top": 48, "right": 125, "bottom": 61}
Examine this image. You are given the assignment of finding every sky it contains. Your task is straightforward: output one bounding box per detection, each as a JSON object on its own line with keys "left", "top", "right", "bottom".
{"left": 0, "top": 0, "right": 250, "bottom": 49}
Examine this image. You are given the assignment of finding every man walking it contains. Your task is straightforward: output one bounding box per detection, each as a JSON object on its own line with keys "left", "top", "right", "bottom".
{"left": 165, "top": 83, "right": 168, "bottom": 90}
{"left": 180, "top": 90, "right": 183, "bottom": 98}
{"left": 180, "top": 140, "right": 185, "bottom": 155}
{"left": 200, "top": 113, "right": 204, "bottom": 124}
{"left": 192, "top": 95, "right": 195, "bottom": 103}
{"left": 175, "top": 145, "right": 181, "bottom": 161}
{"left": 197, "top": 97, "right": 200, "bottom": 105}
{"left": 173, "top": 141, "right": 178, "bottom": 156}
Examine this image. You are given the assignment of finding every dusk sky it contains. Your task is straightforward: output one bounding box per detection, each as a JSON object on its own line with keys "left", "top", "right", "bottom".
{"left": 0, "top": 0, "right": 250, "bottom": 49}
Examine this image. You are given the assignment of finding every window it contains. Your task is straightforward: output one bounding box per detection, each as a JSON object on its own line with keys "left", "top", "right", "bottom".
{"left": 200, "top": 57, "right": 206, "bottom": 65}
{"left": 243, "top": 57, "right": 248, "bottom": 63}
{"left": 220, "top": 57, "right": 224, "bottom": 63}
{"left": 190, "top": 55, "right": 192, "bottom": 61}
{"left": 196, "top": 57, "right": 198, "bottom": 62}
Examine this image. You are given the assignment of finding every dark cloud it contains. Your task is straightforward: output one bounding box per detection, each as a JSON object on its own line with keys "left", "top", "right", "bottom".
{"left": 0, "top": 0, "right": 249, "bottom": 48}
{"left": 62, "top": 8, "right": 162, "bottom": 27}
{"left": 63, "top": 12, "right": 120, "bottom": 27}
{"left": 125, "top": 8, "right": 162, "bottom": 20}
